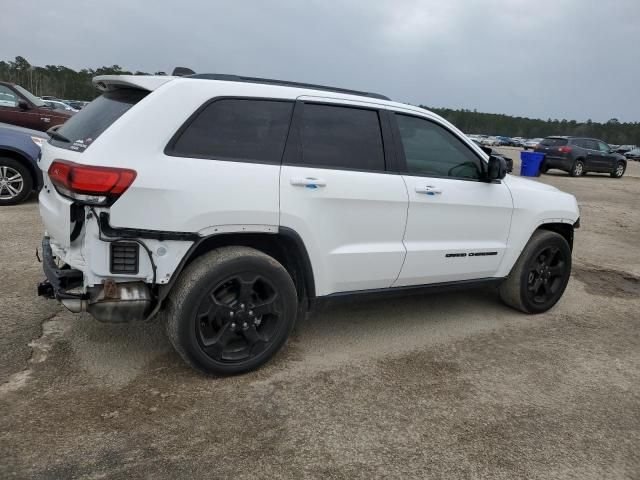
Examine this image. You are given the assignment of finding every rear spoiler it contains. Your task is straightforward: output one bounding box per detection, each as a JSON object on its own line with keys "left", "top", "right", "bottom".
{"left": 92, "top": 75, "right": 176, "bottom": 92}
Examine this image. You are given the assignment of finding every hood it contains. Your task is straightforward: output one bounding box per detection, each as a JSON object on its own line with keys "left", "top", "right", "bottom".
{"left": 503, "top": 174, "right": 560, "bottom": 193}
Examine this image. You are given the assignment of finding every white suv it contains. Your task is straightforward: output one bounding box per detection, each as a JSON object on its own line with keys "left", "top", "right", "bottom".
{"left": 37, "top": 73, "right": 580, "bottom": 375}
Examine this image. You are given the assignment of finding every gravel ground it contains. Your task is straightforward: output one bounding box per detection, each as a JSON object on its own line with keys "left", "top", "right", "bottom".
{"left": 1, "top": 150, "right": 639, "bottom": 479}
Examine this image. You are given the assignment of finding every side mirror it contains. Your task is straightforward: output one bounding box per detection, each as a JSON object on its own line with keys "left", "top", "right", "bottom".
{"left": 487, "top": 155, "right": 507, "bottom": 181}
{"left": 18, "top": 99, "right": 30, "bottom": 110}
{"left": 480, "top": 146, "right": 492, "bottom": 155}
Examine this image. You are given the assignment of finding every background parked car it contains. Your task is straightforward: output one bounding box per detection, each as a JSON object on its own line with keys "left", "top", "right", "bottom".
{"left": 494, "top": 136, "right": 517, "bottom": 146}
{"left": 65, "top": 100, "right": 89, "bottom": 110}
{"left": 615, "top": 144, "right": 636, "bottom": 154}
{"left": 0, "top": 122, "right": 46, "bottom": 205}
{"left": 43, "top": 99, "right": 78, "bottom": 113}
{"left": 535, "top": 136, "right": 627, "bottom": 177}
{"left": 624, "top": 147, "right": 640, "bottom": 161}
{"left": 524, "top": 138, "right": 543, "bottom": 150}
{"left": 0, "top": 81, "right": 72, "bottom": 132}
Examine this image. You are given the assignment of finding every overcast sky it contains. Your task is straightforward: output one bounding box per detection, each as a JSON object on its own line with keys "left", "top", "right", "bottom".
{"left": 2, "top": 0, "right": 639, "bottom": 122}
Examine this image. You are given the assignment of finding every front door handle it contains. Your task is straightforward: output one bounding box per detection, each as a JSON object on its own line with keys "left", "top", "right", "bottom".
{"left": 415, "top": 186, "right": 442, "bottom": 195}
{"left": 290, "top": 177, "right": 327, "bottom": 189}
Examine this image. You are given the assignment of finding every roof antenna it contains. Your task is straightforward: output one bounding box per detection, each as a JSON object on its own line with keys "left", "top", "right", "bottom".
{"left": 172, "top": 67, "right": 195, "bottom": 76}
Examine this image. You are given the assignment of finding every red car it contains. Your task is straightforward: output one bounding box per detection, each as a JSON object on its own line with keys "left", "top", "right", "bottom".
{"left": 0, "top": 81, "right": 72, "bottom": 132}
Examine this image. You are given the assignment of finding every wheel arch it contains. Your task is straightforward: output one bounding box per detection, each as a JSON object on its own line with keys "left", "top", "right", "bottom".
{"left": 163, "top": 228, "right": 316, "bottom": 310}
{"left": 0, "top": 148, "right": 41, "bottom": 190}
{"left": 536, "top": 222, "right": 574, "bottom": 250}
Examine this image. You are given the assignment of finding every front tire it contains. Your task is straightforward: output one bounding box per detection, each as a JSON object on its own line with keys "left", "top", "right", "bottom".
{"left": 570, "top": 159, "right": 584, "bottom": 177}
{"left": 610, "top": 161, "right": 626, "bottom": 178}
{"left": 499, "top": 230, "right": 572, "bottom": 314}
{"left": 0, "top": 157, "right": 32, "bottom": 206}
{"left": 166, "top": 247, "right": 298, "bottom": 375}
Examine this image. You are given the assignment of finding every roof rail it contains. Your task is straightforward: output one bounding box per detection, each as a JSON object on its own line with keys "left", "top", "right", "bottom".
{"left": 186, "top": 73, "right": 391, "bottom": 101}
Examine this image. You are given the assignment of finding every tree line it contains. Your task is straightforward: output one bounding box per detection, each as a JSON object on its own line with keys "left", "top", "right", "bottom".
{"left": 425, "top": 106, "right": 639, "bottom": 146}
{"left": 1, "top": 56, "right": 637, "bottom": 144}
{"left": 0, "top": 56, "right": 155, "bottom": 102}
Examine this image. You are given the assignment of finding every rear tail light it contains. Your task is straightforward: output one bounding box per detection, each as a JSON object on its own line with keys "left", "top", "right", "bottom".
{"left": 48, "top": 160, "right": 136, "bottom": 205}
{"left": 558, "top": 146, "right": 573, "bottom": 154}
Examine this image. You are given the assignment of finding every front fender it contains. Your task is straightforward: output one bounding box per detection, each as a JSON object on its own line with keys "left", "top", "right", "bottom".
{"left": 497, "top": 175, "right": 579, "bottom": 277}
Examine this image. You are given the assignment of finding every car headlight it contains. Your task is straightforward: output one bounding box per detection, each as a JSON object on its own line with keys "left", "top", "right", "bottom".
{"left": 31, "top": 136, "right": 45, "bottom": 147}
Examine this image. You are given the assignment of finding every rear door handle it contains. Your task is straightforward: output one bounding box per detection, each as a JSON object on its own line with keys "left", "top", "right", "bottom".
{"left": 290, "top": 177, "right": 327, "bottom": 189}
{"left": 415, "top": 186, "right": 442, "bottom": 195}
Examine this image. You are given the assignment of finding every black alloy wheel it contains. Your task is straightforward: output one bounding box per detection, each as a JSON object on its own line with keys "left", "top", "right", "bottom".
{"left": 525, "top": 245, "right": 569, "bottom": 307}
{"left": 499, "top": 230, "right": 572, "bottom": 314}
{"left": 196, "top": 273, "right": 283, "bottom": 362}
{"left": 166, "top": 247, "right": 298, "bottom": 375}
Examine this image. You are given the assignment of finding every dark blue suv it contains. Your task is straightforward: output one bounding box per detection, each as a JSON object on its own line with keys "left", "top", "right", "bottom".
{"left": 0, "top": 122, "right": 47, "bottom": 205}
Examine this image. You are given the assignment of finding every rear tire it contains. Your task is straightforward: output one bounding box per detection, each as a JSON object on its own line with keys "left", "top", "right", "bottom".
{"left": 610, "top": 161, "right": 625, "bottom": 178}
{"left": 499, "top": 230, "right": 572, "bottom": 314}
{"left": 0, "top": 157, "right": 32, "bottom": 206}
{"left": 570, "top": 159, "right": 584, "bottom": 177}
{"left": 166, "top": 247, "right": 298, "bottom": 376}
{"left": 539, "top": 163, "right": 549, "bottom": 174}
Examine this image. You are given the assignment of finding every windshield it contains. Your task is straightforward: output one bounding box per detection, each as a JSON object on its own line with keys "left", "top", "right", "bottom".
{"left": 50, "top": 88, "right": 148, "bottom": 151}
{"left": 13, "top": 85, "right": 45, "bottom": 107}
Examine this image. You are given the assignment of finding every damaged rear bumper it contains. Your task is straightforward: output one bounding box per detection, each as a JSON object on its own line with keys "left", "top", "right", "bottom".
{"left": 37, "top": 236, "right": 86, "bottom": 300}
{"left": 38, "top": 236, "right": 152, "bottom": 322}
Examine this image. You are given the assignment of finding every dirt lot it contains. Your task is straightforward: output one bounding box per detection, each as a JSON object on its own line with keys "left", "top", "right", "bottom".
{"left": 1, "top": 151, "right": 639, "bottom": 479}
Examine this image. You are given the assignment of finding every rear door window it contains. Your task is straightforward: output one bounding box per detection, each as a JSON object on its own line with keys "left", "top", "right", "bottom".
{"left": 540, "top": 138, "right": 568, "bottom": 147}
{"left": 169, "top": 99, "right": 294, "bottom": 164}
{"left": 50, "top": 89, "right": 148, "bottom": 151}
{"left": 296, "top": 103, "right": 385, "bottom": 172}
{"left": 584, "top": 140, "right": 599, "bottom": 150}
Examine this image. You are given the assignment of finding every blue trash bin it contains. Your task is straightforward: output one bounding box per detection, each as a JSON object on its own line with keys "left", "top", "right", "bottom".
{"left": 520, "top": 151, "right": 545, "bottom": 177}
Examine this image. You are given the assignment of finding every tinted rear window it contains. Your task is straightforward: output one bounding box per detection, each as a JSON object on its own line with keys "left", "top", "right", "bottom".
{"left": 50, "top": 89, "right": 148, "bottom": 151}
{"left": 169, "top": 99, "right": 293, "bottom": 164}
{"left": 540, "top": 138, "right": 568, "bottom": 147}
{"left": 298, "top": 103, "right": 385, "bottom": 171}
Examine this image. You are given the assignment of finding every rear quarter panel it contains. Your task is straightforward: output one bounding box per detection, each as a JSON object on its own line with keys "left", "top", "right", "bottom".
{"left": 67, "top": 80, "right": 293, "bottom": 234}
